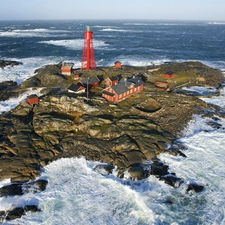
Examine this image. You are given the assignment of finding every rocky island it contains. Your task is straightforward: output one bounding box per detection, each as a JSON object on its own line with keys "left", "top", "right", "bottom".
{"left": 0, "top": 60, "right": 224, "bottom": 220}
{"left": 0, "top": 60, "right": 224, "bottom": 180}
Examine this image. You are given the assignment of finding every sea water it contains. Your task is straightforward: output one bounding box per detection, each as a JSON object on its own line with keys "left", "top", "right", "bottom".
{"left": 0, "top": 20, "right": 225, "bottom": 225}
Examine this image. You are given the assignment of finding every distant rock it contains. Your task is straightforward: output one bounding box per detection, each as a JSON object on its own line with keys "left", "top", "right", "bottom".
{"left": 94, "top": 163, "right": 115, "bottom": 175}
{"left": 0, "top": 80, "right": 19, "bottom": 101}
{"left": 0, "top": 179, "right": 48, "bottom": 197}
{"left": 186, "top": 183, "right": 204, "bottom": 193}
{"left": 128, "top": 163, "right": 150, "bottom": 180}
{"left": 159, "top": 174, "right": 184, "bottom": 188}
{"left": 150, "top": 158, "right": 169, "bottom": 177}
{"left": 0, "top": 59, "right": 22, "bottom": 68}
{"left": 0, "top": 205, "right": 40, "bottom": 222}
{"left": 164, "top": 145, "right": 187, "bottom": 157}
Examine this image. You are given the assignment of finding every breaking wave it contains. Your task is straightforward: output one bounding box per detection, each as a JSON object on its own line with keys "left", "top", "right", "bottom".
{"left": 39, "top": 39, "right": 109, "bottom": 50}
{"left": 0, "top": 28, "right": 69, "bottom": 38}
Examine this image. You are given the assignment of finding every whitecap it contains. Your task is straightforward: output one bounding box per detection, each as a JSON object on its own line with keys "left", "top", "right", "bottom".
{"left": 208, "top": 22, "right": 225, "bottom": 25}
{"left": 0, "top": 28, "right": 70, "bottom": 38}
{"left": 123, "top": 23, "right": 150, "bottom": 26}
{"left": 0, "top": 56, "right": 81, "bottom": 84}
{"left": 39, "top": 39, "right": 109, "bottom": 50}
{"left": 181, "top": 86, "right": 218, "bottom": 96}
{"left": 1, "top": 158, "right": 155, "bottom": 225}
{"left": 101, "top": 28, "right": 131, "bottom": 32}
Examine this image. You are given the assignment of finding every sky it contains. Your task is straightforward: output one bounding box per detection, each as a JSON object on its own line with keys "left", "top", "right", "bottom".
{"left": 0, "top": 0, "right": 225, "bottom": 21}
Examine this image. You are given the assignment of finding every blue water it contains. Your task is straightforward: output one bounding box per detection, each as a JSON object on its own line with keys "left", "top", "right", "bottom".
{"left": 0, "top": 20, "right": 225, "bottom": 225}
{"left": 0, "top": 20, "right": 225, "bottom": 69}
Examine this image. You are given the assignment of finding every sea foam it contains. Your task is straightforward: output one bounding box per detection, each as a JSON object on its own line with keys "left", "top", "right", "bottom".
{"left": 39, "top": 39, "right": 109, "bottom": 50}
{"left": 2, "top": 158, "right": 155, "bottom": 225}
{"left": 0, "top": 28, "right": 69, "bottom": 38}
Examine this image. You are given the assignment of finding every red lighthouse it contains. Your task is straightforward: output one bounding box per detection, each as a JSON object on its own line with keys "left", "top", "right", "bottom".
{"left": 81, "top": 26, "right": 96, "bottom": 70}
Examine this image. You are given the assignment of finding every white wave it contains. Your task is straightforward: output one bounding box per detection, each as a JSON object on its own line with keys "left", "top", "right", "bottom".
{"left": 39, "top": 39, "right": 109, "bottom": 50}
{"left": 105, "top": 57, "right": 172, "bottom": 67}
{"left": 94, "top": 25, "right": 119, "bottom": 28}
{"left": 2, "top": 114, "right": 225, "bottom": 224}
{"left": 201, "top": 96, "right": 225, "bottom": 108}
{"left": 0, "top": 28, "right": 69, "bottom": 37}
{"left": 208, "top": 22, "right": 225, "bottom": 25}
{"left": 199, "top": 85, "right": 225, "bottom": 108}
{"left": 0, "top": 86, "right": 225, "bottom": 224}
{"left": 181, "top": 86, "right": 218, "bottom": 95}
{"left": 0, "top": 88, "right": 44, "bottom": 114}
{"left": 0, "top": 56, "right": 81, "bottom": 84}
{"left": 123, "top": 22, "right": 190, "bottom": 26}
{"left": 201, "top": 60, "right": 225, "bottom": 71}
{"left": 101, "top": 28, "right": 131, "bottom": 32}
{"left": 181, "top": 115, "right": 219, "bottom": 137}
{"left": 201, "top": 97, "right": 225, "bottom": 109}
{"left": 1, "top": 157, "right": 155, "bottom": 225}
{"left": 13, "top": 28, "right": 51, "bottom": 33}
{"left": 123, "top": 23, "right": 150, "bottom": 26}
{"left": 159, "top": 115, "right": 225, "bottom": 224}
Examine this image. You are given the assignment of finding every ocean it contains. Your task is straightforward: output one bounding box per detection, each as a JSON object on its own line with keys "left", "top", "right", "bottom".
{"left": 0, "top": 20, "right": 225, "bottom": 225}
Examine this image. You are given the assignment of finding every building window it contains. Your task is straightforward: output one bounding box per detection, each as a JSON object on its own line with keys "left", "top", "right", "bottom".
{"left": 119, "top": 94, "right": 122, "bottom": 99}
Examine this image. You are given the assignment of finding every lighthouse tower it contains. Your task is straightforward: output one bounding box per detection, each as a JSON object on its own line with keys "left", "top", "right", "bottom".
{"left": 81, "top": 26, "right": 96, "bottom": 70}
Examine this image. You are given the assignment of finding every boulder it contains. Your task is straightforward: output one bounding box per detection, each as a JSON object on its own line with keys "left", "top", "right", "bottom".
{"left": 5, "top": 207, "right": 25, "bottom": 221}
{"left": 186, "top": 183, "right": 204, "bottom": 193}
{"left": 0, "top": 179, "right": 48, "bottom": 197}
{"left": 150, "top": 159, "right": 169, "bottom": 176}
{"left": 0, "top": 183, "right": 23, "bottom": 197}
{"left": 128, "top": 163, "right": 150, "bottom": 180}
{"left": 94, "top": 163, "right": 115, "bottom": 175}
{"left": 0, "top": 205, "right": 40, "bottom": 222}
{"left": 0, "top": 59, "right": 22, "bottom": 68}
{"left": 164, "top": 146, "right": 187, "bottom": 157}
{"left": 159, "top": 174, "right": 184, "bottom": 188}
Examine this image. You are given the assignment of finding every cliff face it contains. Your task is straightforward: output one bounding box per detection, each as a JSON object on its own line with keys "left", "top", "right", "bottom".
{"left": 0, "top": 61, "right": 224, "bottom": 182}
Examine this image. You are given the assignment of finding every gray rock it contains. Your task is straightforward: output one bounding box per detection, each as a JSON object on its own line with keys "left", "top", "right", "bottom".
{"left": 128, "top": 163, "right": 150, "bottom": 180}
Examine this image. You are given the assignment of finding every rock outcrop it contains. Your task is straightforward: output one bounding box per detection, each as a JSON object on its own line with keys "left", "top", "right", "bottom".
{"left": 0, "top": 59, "right": 22, "bottom": 68}
{"left": 0, "top": 61, "right": 224, "bottom": 182}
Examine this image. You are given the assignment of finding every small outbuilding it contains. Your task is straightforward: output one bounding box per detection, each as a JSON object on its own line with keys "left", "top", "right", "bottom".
{"left": 61, "top": 62, "right": 74, "bottom": 75}
{"left": 165, "top": 71, "right": 174, "bottom": 79}
{"left": 114, "top": 61, "right": 122, "bottom": 68}
{"left": 27, "top": 94, "right": 39, "bottom": 105}
{"left": 80, "top": 76, "right": 100, "bottom": 89}
{"left": 154, "top": 81, "right": 170, "bottom": 91}
{"left": 105, "top": 75, "right": 122, "bottom": 87}
{"left": 68, "top": 83, "right": 86, "bottom": 94}
{"left": 73, "top": 74, "right": 80, "bottom": 80}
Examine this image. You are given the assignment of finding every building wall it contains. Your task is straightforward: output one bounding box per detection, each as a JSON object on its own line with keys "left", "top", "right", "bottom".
{"left": 102, "top": 83, "right": 143, "bottom": 102}
{"left": 105, "top": 79, "right": 111, "bottom": 87}
{"left": 61, "top": 68, "right": 72, "bottom": 75}
{"left": 114, "top": 62, "right": 122, "bottom": 68}
{"left": 27, "top": 97, "right": 38, "bottom": 105}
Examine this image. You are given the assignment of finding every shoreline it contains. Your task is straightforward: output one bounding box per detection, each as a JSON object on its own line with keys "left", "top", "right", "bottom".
{"left": 0, "top": 60, "right": 225, "bottom": 221}
{"left": 0, "top": 60, "right": 224, "bottom": 180}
